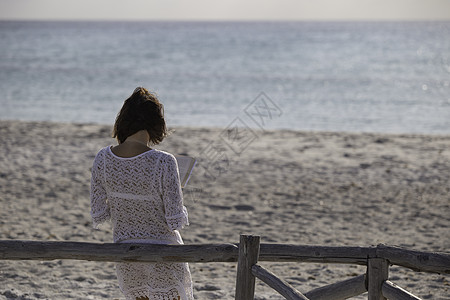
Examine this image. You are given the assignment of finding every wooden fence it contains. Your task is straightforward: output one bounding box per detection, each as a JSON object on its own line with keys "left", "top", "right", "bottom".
{"left": 0, "top": 235, "right": 449, "bottom": 299}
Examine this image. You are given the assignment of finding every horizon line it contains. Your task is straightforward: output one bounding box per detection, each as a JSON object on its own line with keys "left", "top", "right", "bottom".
{"left": 1, "top": 18, "right": 450, "bottom": 22}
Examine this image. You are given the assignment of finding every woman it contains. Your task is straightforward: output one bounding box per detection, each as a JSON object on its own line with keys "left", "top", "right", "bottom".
{"left": 90, "top": 87, "right": 194, "bottom": 300}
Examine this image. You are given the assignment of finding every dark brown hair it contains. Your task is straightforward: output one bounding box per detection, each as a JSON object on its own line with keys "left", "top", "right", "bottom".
{"left": 113, "top": 87, "right": 168, "bottom": 145}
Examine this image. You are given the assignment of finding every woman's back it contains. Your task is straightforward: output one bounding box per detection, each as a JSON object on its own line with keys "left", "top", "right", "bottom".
{"left": 91, "top": 146, "right": 188, "bottom": 244}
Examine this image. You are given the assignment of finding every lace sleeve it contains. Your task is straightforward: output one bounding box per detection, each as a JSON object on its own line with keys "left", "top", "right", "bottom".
{"left": 161, "top": 153, "right": 189, "bottom": 231}
{"left": 90, "top": 150, "right": 110, "bottom": 228}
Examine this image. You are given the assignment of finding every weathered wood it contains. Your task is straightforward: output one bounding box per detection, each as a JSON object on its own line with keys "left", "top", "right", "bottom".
{"left": 0, "top": 239, "right": 448, "bottom": 300}
{"left": 376, "top": 244, "right": 450, "bottom": 274}
{"left": 252, "top": 264, "right": 310, "bottom": 300}
{"left": 0, "top": 240, "right": 370, "bottom": 264}
{"left": 0, "top": 240, "right": 448, "bottom": 275}
{"left": 368, "top": 258, "right": 389, "bottom": 300}
{"left": 304, "top": 274, "right": 367, "bottom": 300}
{"left": 258, "top": 244, "right": 373, "bottom": 265}
{"left": 0, "top": 240, "right": 238, "bottom": 263}
{"left": 382, "top": 280, "right": 422, "bottom": 300}
{"left": 235, "top": 235, "right": 260, "bottom": 300}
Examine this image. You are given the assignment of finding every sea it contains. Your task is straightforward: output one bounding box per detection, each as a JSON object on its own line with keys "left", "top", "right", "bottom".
{"left": 0, "top": 21, "right": 449, "bottom": 134}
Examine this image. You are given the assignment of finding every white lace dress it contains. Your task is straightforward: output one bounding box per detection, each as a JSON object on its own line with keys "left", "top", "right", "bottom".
{"left": 90, "top": 146, "right": 194, "bottom": 300}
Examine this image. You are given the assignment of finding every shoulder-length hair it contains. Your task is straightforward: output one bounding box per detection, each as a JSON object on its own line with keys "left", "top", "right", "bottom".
{"left": 113, "top": 87, "right": 168, "bottom": 145}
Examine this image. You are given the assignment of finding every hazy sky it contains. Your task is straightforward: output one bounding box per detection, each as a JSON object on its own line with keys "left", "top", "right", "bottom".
{"left": 1, "top": 0, "right": 450, "bottom": 21}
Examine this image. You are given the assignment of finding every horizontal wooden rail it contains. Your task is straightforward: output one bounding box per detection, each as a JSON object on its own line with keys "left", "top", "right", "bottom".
{"left": 258, "top": 243, "right": 450, "bottom": 274}
{"left": 251, "top": 264, "right": 309, "bottom": 300}
{"left": 304, "top": 274, "right": 367, "bottom": 300}
{"left": 258, "top": 244, "right": 372, "bottom": 265}
{"left": 0, "top": 240, "right": 238, "bottom": 263}
{"left": 382, "top": 280, "right": 422, "bottom": 300}
{"left": 0, "top": 240, "right": 448, "bottom": 274}
{"left": 376, "top": 245, "right": 450, "bottom": 274}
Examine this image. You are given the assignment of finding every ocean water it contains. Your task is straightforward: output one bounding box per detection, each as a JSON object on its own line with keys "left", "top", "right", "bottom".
{"left": 0, "top": 21, "right": 449, "bottom": 134}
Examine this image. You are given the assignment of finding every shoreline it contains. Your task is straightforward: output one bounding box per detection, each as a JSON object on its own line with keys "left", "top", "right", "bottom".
{"left": 0, "top": 120, "right": 449, "bottom": 299}
{"left": 1, "top": 118, "right": 450, "bottom": 137}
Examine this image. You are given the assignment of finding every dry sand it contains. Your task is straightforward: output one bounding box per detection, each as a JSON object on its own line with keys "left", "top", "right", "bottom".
{"left": 0, "top": 120, "right": 449, "bottom": 299}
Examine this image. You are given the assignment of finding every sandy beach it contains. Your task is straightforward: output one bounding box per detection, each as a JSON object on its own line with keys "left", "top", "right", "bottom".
{"left": 0, "top": 120, "right": 449, "bottom": 299}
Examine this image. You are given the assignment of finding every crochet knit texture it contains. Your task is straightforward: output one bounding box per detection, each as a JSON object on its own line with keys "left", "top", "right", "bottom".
{"left": 90, "top": 146, "right": 193, "bottom": 300}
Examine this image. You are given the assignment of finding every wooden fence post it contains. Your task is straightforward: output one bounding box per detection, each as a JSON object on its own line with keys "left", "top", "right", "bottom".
{"left": 368, "top": 258, "right": 389, "bottom": 300}
{"left": 235, "top": 235, "right": 260, "bottom": 300}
